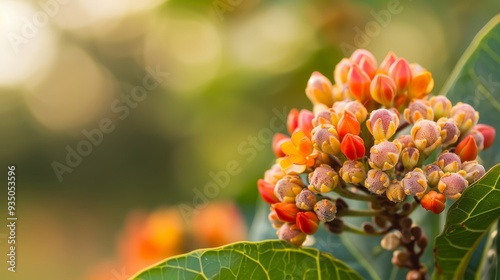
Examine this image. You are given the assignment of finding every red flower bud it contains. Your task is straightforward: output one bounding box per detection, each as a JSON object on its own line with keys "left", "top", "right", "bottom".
{"left": 379, "top": 51, "right": 398, "bottom": 74}
{"left": 347, "top": 64, "right": 371, "bottom": 103}
{"left": 389, "top": 58, "right": 412, "bottom": 92}
{"left": 420, "top": 190, "right": 446, "bottom": 214}
{"left": 298, "top": 109, "right": 314, "bottom": 138}
{"left": 296, "top": 212, "right": 319, "bottom": 235}
{"left": 475, "top": 124, "right": 495, "bottom": 150}
{"left": 273, "top": 202, "right": 300, "bottom": 223}
{"left": 340, "top": 133, "right": 365, "bottom": 160}
{"left": 350, "top": 49, "right": 377, "bottom": 78}
{"left": 257, "top": 179, "right": 279, "bottom": 204}
{"left": 287, "top": 109, "right": 299, "bottom": 135}
{"left": 272, "top": 133, "right": 289, "bottom": 158}
{"left": 455, "top": 135, "right": 478, "bottom": 162}
{"left": 370, "top": 74, "right": 397, "bottom": 107}
{"left": 337, "top": 111, "right": 361, "bottom": 139}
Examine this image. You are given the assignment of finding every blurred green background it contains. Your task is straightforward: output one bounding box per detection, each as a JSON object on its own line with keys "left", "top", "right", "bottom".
{"left": 1, "top": 0, "right": 499, "bottom": 279}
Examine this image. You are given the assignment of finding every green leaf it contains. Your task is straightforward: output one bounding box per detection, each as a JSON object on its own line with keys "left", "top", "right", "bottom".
{"left": 131, "top": 240, "right": 363, "bottom": 280}
{"left": 432, "top": 164, "right": 500, "bottom": 280}
{"left": 440, "top": 15, "right": 500, "bottom": 168}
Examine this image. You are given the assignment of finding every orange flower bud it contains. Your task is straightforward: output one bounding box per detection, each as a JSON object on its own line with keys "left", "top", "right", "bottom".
{"left": 475, "top": 124, "right": 495, "bottom": 150}
{"left": 287, "top": 109, "right": 299, "bottom": 135}
{"left": 257, "top": 179, "right": 279, "bottom": 204}
{"left": 379, "top": 51, "right": 398, "bottom": 74}
{"left": 273, "top": 202, "right": 300, "bottom": 223}
{"left": 298, "top": 109, "right": 314, "bottom": 138}
{"left": 455, "top": 135, "right": 478, "bottom": 162}
{"left": 350, "top": 49, "right": 377, "bottom": 78}
{"left": 334, "top": 58, "right": 352, "bottom": 86}
{"left": 337, "top": 111, "right": 361, "bottom": 139}
{"left": 370, "top": 74, "right": 397, "bottom": 107}
{"left": 272, "top": 133, "right": 289, "bottom": 158}
{"left": 343, "top": 101, "right": 368, "bottom": 123}
{"left": 340, "top": 133, "right": 365, "bottom": 160}
{"left": 296, "top": 212, "right": 319, "bottom": 235}
{"left": 347, "top": 64, "right": 371, "bottom": 103}
{"left": 388, "top": 58, "right": 412, "bottom": 92}
{"left": 268, "top": 209, "right": 284, "bottom": 229}
{"left": 305, "top": 71, "right": 334, "bottom": 107}
{"left": 407, "top": 71, "right": 433, "bottom": 100}
{"left": 420, "top": 190, "right": 446, "bottom": 214}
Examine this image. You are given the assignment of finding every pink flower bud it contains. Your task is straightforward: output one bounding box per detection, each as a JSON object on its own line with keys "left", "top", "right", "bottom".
{"left": 438, "top": 172, "right": 468, "bottom": 199}
{"left": 370, "top": 74, "right": 397, "bottom": 107}
{"left": 339, "top": 160, "right": 366, "bottom": 184}
{"left": 401, "top": 147, "right": 420, "bottom": 170}
{"left": 389, "top": 58, "right": 412, "bottom": 92}
{"left": 438, "top": 118, "right": 460, "bottom": 146}
{"left": 274, "top": 175, "right": 305, "bottom": 203}
{"left": 411, "top": 119, "right": 442, "bottom": 155}
{"left": 424, "top": 164, "right": 443, "bottom": 188}
{"left": 429, "top": 96, "right": 452, "bottom": 120}
{"left": 311, "top": 124, "right": 341, "bottom": 156}
{"left": 450, "top": 103, "right": 479, "bottom": 134}
{"left": 295, "top": 189, "right": 317, "bottom": 211}
{"left": 314, "top": 199, "right": 337, "bottom": 222}
{"left": 305, "top": 71, "right": 334, "bottom": 107}
{"left": 404, "top": 100, "right": 434, "bottom": 124}
{"left": 278, "top": 223, "right": 306, "bottom": 246}
{"left": 341, "top": 133, "right": 366, "bottom": 160}
{"left": 462, "top": 161, "right": 485, "bottom": 184}
{"left": 369, "top": 140, "right": 402, "bottom": 170}
{"left": 401, "top": 168, "right": 427, "bottom": 199}
{"left": 437, "top": 151, "right": 462, "bottom": 173}
{"left": 365, "top": 169, "right": 390, "bottom": 195}
{"left": 366, "top": 109, "right": 400, "bottom": 142}
{"left": 308, "top": 164, "right": 339, "bottom": 193}
{"left": 312, "top": 109, "right": 339, "bottom": 127}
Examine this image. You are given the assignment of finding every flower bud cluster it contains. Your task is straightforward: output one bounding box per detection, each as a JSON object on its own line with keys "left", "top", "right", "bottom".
{"left": 258, "top": 49, "right": 495, "bottom": 246}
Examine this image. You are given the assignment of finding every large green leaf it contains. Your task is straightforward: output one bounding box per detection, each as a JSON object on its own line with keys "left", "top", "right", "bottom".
{"left": 131, "top": 240, "right": 363, "bottom": 280}
{"left": 432, "top": 164, "right": 500, "bottom": 280}
{"left": 440, "top": 14, "right": 500, "bottom": 168}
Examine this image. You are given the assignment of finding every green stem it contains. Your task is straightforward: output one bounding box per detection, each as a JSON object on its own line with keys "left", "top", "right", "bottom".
{"left": 338, "top": 208, "right": 383, "bottom": 217}
{"left": 342, "top": 222, "right": 385, "bottom": 236}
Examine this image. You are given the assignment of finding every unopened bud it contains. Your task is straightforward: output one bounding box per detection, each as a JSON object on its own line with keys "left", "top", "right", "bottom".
{"left": 438, "top": 172, "right": 468, "bottom": 200}
{"left": 392, "top": 250, "right": 409, "bottom": 267}
{"left": 278, "top": 223, "right": 306, "bottom": 247}
{"left": 350, "top": 49, "right": 377, "bottom": 79}
{"left": 379, "top": 51, "right": 397, "bottom": 74}
{"left": 424, "top": 164, "right": 443, "bottom": 188}
{"left": 334, "top": 58, "right": 351, "bottom": 86}
{"left": 429, "top": 96, "right": 452, "bottom": 120}
{"left": 343, "top": 101, "right": 368, "bottom": 123}
{"left": 347, "top": 64, "right": 371, "bottom": 103}
{"left": 274, "top": 175, "right": 304, "bottom": 203}
{"left": 366, "top": 109, "right": 400, "bottom": 142}
{"left": 362, "top": 222, "right": 376, "bottom": 234}
{"left": 386, "top": 180, "right": 406, "bottom": 202}
{"left": 337, "top": 111, "right": 361, "bottom": 139}
{"left": 389, "top": 58, "right": 412, "bottom": 92}
{"left": 295, "top": 189, "right": 317, "bottom": 210}
{"left": 401, "top": 147, "right": 420, "bottom": 170}
{"left": 308, "top": 164, "right": 339, "bottom": 193}
{"left": 450, "top": 102, "right": 479, "bottom": 134}
{"left": 273, "top": 202, "right": 300, "bottom": 223}
{"left": 455, "top": 135, "right": 478, "bottom": 162}
{"left": 339, "top": 160, "right": 366, "bottom": 184}
{"left": 408, "top": 70, "right": 433, "bottom": 100}
{"left": 268, "top": 209, "right": 285, "bottom": 229}
{"left": 381, "top": 232, "right": 401, "bottom": 250}
{"left": 420, "top": 190, "right": 446, "bottom": 214}
{"left": 306, "top": 72, "right": 334, "bottom": 107}
{"left": 437, "top": 151, "right": 462, "bottom": 173}
{"left": 365, "top": 169, "right": 390, "bottom": 195}
{"left": 475, "top": 124, "right": 495, "bottom": 150}
{"left": 411, "top": 119, "right": 442, "bottom": 155}
{"left": 404, "top": 100, "right": 434, "bottom": 124}
{"left": 438, "top": 118, "right": 460, "bottom": 146}
{"left": 401, "top": 168, "right": 427, "bottom": 199}
{"left": 296, "top": 211, "right": 319, "bottom": 235}
{"left": 462, "top": 161, "right": 485, "bottom": 184}
{"left": 369, "top": 140, "right": 402, "bottom": 170}
{"left": 311, "top": 124, "right": 341, "bottom": 156}
{"left": 314, "top": 199, "right": 337, "bottom": 222}
{"left": 370, "top": 74, "right": 397, "bottom": 107}
{"left": 340, "top": 133, "right": 366, "bottom": 160}
{"left": 325, "top": 219, "right": 344, "bottom": 234}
